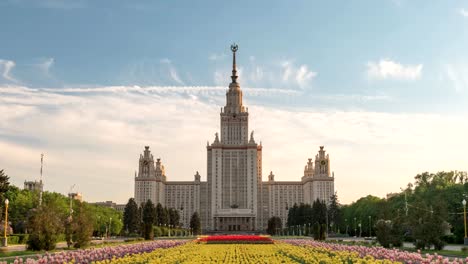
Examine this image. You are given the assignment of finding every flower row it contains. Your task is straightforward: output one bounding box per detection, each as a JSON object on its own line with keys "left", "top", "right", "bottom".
{"left": 94, "top": 241, "right": 403, "bottom": 263}
{"left": 282, "top": 239, "right": 468, "bottom": 264}
{"left": 3, "top": 240, "right": 187, "bottom": 264}
{"left": 197, "top": 235, "right": 273, "bottom": 244}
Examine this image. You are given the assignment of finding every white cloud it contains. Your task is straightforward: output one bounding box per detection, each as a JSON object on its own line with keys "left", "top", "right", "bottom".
{"left": 213, "top": 58, "right": 317, "bottom": 90}
{"left": 0, "top": 59, "right": 18, "bottom": 82}
{"left": 296, "top": 65, "right": 317, "bottom": 87}
{"left": 459, "top": 8, "right": 468, "bottom": 17}
{"left": 37, "top": 57, "right": 55, "bottom": 76}
{"left": 444, "top": 64, "right": 468, "bottom": 92}
{"left": 208, "top": 53, "right": 226, "bottom": 61}
{"left": 367, "top": 59, "right": 423, "bottom": 81}
{"left": 159, "top": 58, "right": 184, "bottom": 85}
{"left": 0, "top": 85, "right": 466, "bottom": 205}
{"left": 281, "top": 60, "right": 317, "bottom": 88}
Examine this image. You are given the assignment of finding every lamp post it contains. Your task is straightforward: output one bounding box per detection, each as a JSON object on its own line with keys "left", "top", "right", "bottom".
{"left": 354, "top": 217, "right": 357, "bottom": 237}
{"left": 108, "top": 217, "right": 112, "bottom": 238}
{"left": 2, "top": 199, "right": 9, "bottom": 247}
{"left": 358, "top": 222, "right": 362, "bottom": 237}
{"left": 368, "top": 216, "right": 372, "bottom": 237}
{"left": 463, "top": 199, "right": 468, "bottom": 245}
{"left": 345, "top": 219, "right": 348, "bottom": 235}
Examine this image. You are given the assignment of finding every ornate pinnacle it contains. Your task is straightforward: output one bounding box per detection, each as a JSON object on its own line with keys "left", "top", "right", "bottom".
{"left": 230, "top": 43, "right": 238, "bottom": 83}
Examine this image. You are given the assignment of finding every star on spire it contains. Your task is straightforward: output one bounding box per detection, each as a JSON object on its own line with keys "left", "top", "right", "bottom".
{"left": 230, "top": 43, "right": 239, "bottom": 83}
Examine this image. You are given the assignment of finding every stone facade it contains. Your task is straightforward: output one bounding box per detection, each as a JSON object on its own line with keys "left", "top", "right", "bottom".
{"left": 134, "top": 45, "right": 335, "bottom": 231}
{"left": 24, "top": 180, "right": 43, "bottom": 192}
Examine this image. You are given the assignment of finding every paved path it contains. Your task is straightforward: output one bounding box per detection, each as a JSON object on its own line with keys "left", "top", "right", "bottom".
{"left": 327, "top": 237, "right": 466, "bottom": 251}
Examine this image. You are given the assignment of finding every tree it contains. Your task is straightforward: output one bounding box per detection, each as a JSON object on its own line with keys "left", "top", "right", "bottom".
{"left": 169, "top": 208, "right": 180, "bottom": 227}
{"left": 190, "top": 212, "right": 201, "bottom": 235}
{"left": 0, "top": 169, "right": 10, "bottom": 217}
{"left": 266, "top": 216, "right": 282, "bottom": 235}
{"left": 156, "top": 203, "right": 165, "bottom": 226}
{"left": 408, "top": 199, "right": 448, "bottom": 250}
{"left": 142, "top": 200, "right": 156, "bottom": 240}
{"left": 328, "top": 192, "right": 341, "bottom": 233}
{"left": 123, "top": 198, "right": 140, "bottom": 235}
{"left": 311, "top": 199, "right": 327, "bottom": 226}
{"left": 287, "top": 203, "right": 298, "bottom": 227}
{"left": 27, "top": 201, "right": 64, "bottom": 250}
{"left": 311, "top": 199, "right": 327, "bottom": 240}
{"left": 0, "top": 170, "right": 10, "bottom": 198}
{"left": 72, "top": 203, "right": 94, "bottom": 248}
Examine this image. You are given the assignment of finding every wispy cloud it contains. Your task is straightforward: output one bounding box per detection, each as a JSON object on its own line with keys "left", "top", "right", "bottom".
{"left": 366, "top": 59, "right": 422, "bottom": 81}
{"left": 281, "top": 61, "right": 317, "bottom": 89}
{"left": 160, "top": 58, "right": 184, "bottom": 85}
{"left": 459, "top": 8, "right": 468, "bottom": 17}
{"left": 37, "top": 57, "right": 55, "bottom": 77}
{"left": 208, "top": 53, "right": 227, "bottom": 61}
{"left": 0, "top": 59, "right": 18, "bottom": 83}
{"left": 0, "top": 85, "right": 466, "bottom": 204}
{"left": 444, "top": 64, "right": 468, "bottom": 92}
{"left": 213, "top": 58, "right": 317, "bottom": 90}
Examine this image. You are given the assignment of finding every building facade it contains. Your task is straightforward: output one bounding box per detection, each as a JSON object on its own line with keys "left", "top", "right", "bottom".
{"left": 24, "top": 180, "right": 43, "bottom": 192}
{"left": 134, "top": 45, "right": 335, "bottom": 231}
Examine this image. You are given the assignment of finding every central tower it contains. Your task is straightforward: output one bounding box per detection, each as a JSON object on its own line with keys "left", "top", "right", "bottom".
{"left": 206, "top": 44, "right": 263, "bottom": 232}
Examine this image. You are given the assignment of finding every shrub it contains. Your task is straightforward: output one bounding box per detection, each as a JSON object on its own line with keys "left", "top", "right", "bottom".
{"left": 7, "top": 235, "right": 19, "bottom": 244}
{"left": 16, "top": 234, "right": 29, "bottom": 244}
{"left": 27, "top": 205, "right": 64, "bottom": 251}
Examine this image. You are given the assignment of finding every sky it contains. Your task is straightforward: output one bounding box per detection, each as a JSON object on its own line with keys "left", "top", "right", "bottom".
{"left": 1, "top": 0, "right": 468, "bottom": 204}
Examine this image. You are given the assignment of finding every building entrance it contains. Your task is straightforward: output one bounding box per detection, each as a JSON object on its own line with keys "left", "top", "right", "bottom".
{"left": 215, "top": 217, "right": 254, "bottom": 231}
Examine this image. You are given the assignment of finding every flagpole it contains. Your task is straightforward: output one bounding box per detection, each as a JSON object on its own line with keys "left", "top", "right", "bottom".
{"left": 39, "top": 153, "right": 44, "bottom": 206}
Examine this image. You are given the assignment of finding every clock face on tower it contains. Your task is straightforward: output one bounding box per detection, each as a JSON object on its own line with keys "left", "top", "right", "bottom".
{"left": 320, "top": 160, "right": 327, "bottom": 166}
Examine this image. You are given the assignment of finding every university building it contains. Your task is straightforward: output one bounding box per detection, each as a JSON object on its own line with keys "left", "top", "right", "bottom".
{"left": 134, "top": 45, "right": 335, "bottom": 232}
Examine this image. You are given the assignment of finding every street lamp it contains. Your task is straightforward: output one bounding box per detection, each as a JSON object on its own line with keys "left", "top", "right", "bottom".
{"left": 108, "top": 217, "right": 112, "bottom": 238}
{"left": 2, "top": 199, "right": 9, "bottom": 247}
{"left": 345, "top": 219, "right": 348, "bottom": 235}
{"left": 354, "top": 217, "right": 357, "bottom": 237}
{"left": 463, "top": 199, "right": 467, "bottom": 245}
{"left": 358, "top": 222, "right": 362, "bottom": 237}
{"left": 368, "top": 216, "right": 372, "bottom": 237}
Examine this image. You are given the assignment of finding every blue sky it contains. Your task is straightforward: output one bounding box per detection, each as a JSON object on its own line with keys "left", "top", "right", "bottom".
{"left": 1, "top": 0, "right": 468, "bottom": 204}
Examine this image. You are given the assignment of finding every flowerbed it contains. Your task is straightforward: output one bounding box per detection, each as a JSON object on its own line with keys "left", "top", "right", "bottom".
{"left": 197, "top": 235, "right": 273, "bottom": 244}
{"left": 1, "top": 240, "right": 187, "bottom": 264}
{"left": 283, "top": 239, "right": 468, "bottom": 264}
{"left": 95, "top": 241, "right": 403, "bottom": 263}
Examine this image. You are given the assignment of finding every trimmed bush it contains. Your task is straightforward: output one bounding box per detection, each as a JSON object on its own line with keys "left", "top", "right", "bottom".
{"left": 7, "top": 235, "right": 19, "bottom": 244}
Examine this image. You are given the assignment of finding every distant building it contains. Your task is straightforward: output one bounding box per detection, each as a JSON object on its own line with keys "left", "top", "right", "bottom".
{"left": 92, "top": 201, "right": 125, "bottom": 213}
{"left": 69, "top": 192, "right": 83, "bottom": 202}
{"left": 134, "top": 45, "right": 335, "bottom": 232}
{"left": 24, "top": 180, "right": 43, "bottom": 192}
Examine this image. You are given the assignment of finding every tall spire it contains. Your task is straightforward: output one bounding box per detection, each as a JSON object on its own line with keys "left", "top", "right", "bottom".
{"left": 230, "top": 43, "right": 238, "bottom": 83}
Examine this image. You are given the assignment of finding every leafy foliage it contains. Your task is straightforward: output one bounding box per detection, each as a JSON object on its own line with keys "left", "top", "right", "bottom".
{"left": 190, "top": 212, "right": 201, "bottom": 235}
{"left": 72, "top": 202, "right": 94, "bottom": 248}
{"left": 26, "top": 200, "right": 65, "bottom": 250}
{"left": 142, "top": 200, "right": 156, "bottom": 240}
{"left": 123, "top": 198, "right": 139, "bottom": 235}
{"left": 266, "top": 216, "right": 282, "bottom": 235}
